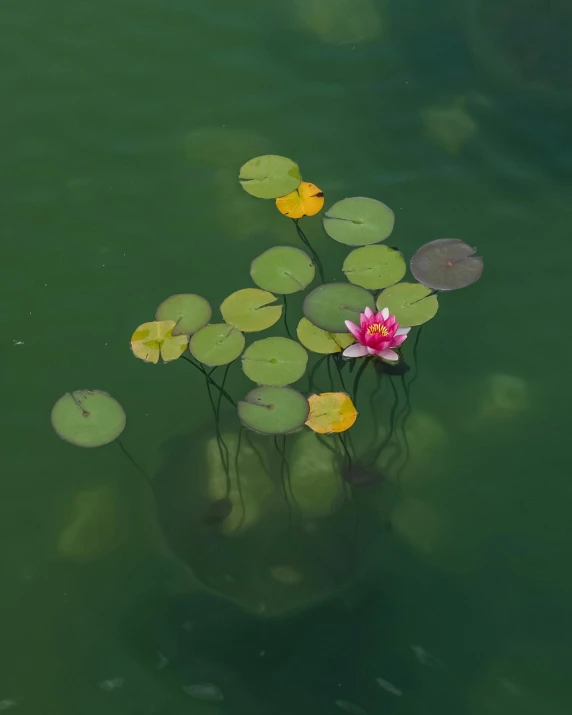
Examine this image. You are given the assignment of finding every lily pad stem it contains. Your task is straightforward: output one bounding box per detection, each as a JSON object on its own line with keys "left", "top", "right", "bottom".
{"left": 293, "top": 219, "right": 325, "bottom": 282}
{"left": 181, "top": 354, "right": 237, "bottom": 407}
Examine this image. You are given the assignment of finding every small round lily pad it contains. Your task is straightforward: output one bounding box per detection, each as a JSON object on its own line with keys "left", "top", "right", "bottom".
{"left": 275, "top": 181, "right": 324, "bottom": 219}
{"left": 130, "top": 321, "right": 189, "bottom": 363}
{"left": 155, "top": 294, "right": 212, "bottom": 336}
{"left": 296, "top": 318, "right": 355, "bottom": 354}
{"left": 250, "top": 246, "right": 315, "bottom": 294}
{"left": 377, "top": 282, "right": 439, "bottom": 326}
{"left": 51, "top": 390, "right": 126, "bottom": 448}
{"left": 343, "top": 245, "right": 406, "bottom": 290}
{"left": 220, "top": 288, "right": 282, "bottom": 332}
{"left": 238, "top": 386, "right": 309, "bottom": 435}
{"left": 239, "top": 155, "right": 302, "bottom": 199}
{"left": 303, "top": 283, "right": 375, "bottom": 333}
{"left": 306, "top": 392, "right": 358, "bottom": 434}
{"left": 242, "top": 337, "right": 308, "bottom": 386}
{"left": 410, "top": 238, "right": 483, "bottom": 290}
{"left": 190, "top": 324, "right": 245, "bottom": 366}
{"left": 323, "top": 197, "right": 395, "bottom": 246}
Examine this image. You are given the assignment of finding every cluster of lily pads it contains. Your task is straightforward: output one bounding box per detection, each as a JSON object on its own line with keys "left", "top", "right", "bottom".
{"left": 51, "top": 154, "right": 482, "bottom": 459}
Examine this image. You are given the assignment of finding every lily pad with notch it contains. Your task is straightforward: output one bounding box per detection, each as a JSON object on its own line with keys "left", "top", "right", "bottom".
{"left": 238, "top": 386, "right": 309, "bottom": 435}
{"left": 303, "top": 283, "right": 375, "bottom": 333}
{"left": 377, "top": 282, "right": 439, "bottom": 326}
{"left": 239, "top": 155, "right": 302, "bottom": 199}
{"left": 275, "top": 181, "right": 324, "bottom": 218}
{"left": 242, "top": 337, "right": 308, "bottom": 386}
{"left": 51, "top": 390, "right": 126, "bottom": 448}
{"left": 250, "top": 246, "right": 315, "bottom": 294}
{"left": 155, "top": 294, "right": 212, "bottom": 336}
{"left": 296, "top": 317, "right": 355, "bottom": 354}
{"left": 131, "top": 321, "right": 189, "bottom": 363}
{"left": 306, "top": 392, "right": 358, "bottom": 434}
{"left": 323, "top": 197, "right": 395, "bottom": 246}
{"left": 220, "top": 288, "right": 282, "bottom": 332}
{"left": 189, "top": 323, "right": 245, "bottom": 366}
{"left": 343, "top": 244, "right": 406, "bottom": 289}
{"left": 410, "top": 238, "right": 483, "bottom": 290}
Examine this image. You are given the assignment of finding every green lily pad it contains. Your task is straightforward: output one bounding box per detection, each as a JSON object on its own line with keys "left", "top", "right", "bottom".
{"left": 220, "top": 288, "right": 282, "bottom": 332}
{"left": 376, "top": 282, "right": 439, "bottom": 326}
{"left": 51, "top": 390, "right": 126, "bottom": 448}
{"left": 189, "top": 323, "right": 245, "bottom": 366}
{"left": 155, "top": 293, "right": 212, "bottom": 336}
{"left": 242, "top": 337, "right": 308, "bottom": 386}
{"left": 296, "top": 317, "right": 355, "bottom": 354}
{"left": 239, "top": 155, "right": 302, "bottom": 199}
{"left": 343, "top": 244, "right": 406, "bottom": 289}
{"left": 303, "top": 283, "right": 375, "bottom": 333}
{"left": 323, "top": 197, "right": 395, "bottom": 246}
{"left": 250, "top": 246, "right": 315, "bottom": 294}
{"left": 238, "top": 386, "right": 309, "bottom": 435}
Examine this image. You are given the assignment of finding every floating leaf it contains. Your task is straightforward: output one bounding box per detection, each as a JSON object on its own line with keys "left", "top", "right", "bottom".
{"left": 343, "top": 245, "right": 406, "bottom": 289}
{"left": 377, "top": 282, "right": 439, "bottom": 326}
{"left": 275, "top": 181, "right": 325, "bottom": 219}
{"left": 220, "top": 288, "right": 282, "bottom": 332}
{"left": 296, "top": 317, "right": 355, "bottom": 354}
{"left": 303, "top": 283, "right": 375, "bottom": 333}
{"left": 242, "top": 337, "right": 308, "bottom": 386}
{"left": 130, "top": 321, "right": 189, "bottom": 363}
{"left": 155, "top": 294, "right": 212, "bottom": 336}
{"left": 306, "top": 392, "right": 358, "bottom": 434}
{"left": 238, "top": 386, "right": 309, "bottom": 435}
{"left": 189, "top": 324, "right": 245, "bottom": 366}
{"left": 410, "top": 238, "right": 483, "bottom": 290}
{"left": 323, "top": 197, "right": 394, "bottom": 246}
{"left": 239, "top": 155, "right": 302, "bottom": 199}
{"left": 250, "top": 246, "right": 315, "bottom": 294}
{"left": 51, "top": 390, "right": 126, "bottom": 448}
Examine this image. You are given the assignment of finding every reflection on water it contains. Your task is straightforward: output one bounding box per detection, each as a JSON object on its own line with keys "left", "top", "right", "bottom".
{"left": 294, "top": 0, "right": 384, "bottom": 45}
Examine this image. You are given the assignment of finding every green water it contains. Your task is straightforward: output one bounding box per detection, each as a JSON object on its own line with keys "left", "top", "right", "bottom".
{"left": 3, "top": 0, "right": 572, "bottom": 712}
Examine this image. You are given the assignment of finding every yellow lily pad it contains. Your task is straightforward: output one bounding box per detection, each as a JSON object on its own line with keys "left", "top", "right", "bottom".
{"left": 275, "top": 181, "right": 325, "bottom": 219}
{"left": 130, "top": 320, "right": 189, "bottom": 364}
{"left": 306, "top": 392, "right": 358, "bottom": 434}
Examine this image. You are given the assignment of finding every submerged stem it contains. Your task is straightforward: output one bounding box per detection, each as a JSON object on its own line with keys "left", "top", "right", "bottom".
{"left": 181, "top": 353, "right": 237, "bottom": 407}
{"left": 293, "top": 219, "right": 325, "bottom": 282}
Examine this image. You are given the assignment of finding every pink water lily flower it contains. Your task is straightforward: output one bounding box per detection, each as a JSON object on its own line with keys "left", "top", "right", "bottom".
{"left": 343, "top": 307, "right": 410, "bottom": 362}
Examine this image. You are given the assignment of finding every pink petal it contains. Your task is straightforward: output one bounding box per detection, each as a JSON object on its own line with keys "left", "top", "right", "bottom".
{"left": 344, "top": 320, "right": 362, "bottom": 341}
{"left": 395, "top": 326, "right": 410, "bottom": 336}
{"left": 391, "top": 333, "right": 408, "bottom": 347}
{"left": 381, "top": 307, "right": 389, "bottom": 320}
{"left": 364, "top": 307, "right": 374, "bottom": 319}
{"left": 379, "top": 348, "right": 399, "bottom": 361}
{"left": 343, "top": 344, "right": 369, "bottom": 358}
{"left": 367, "top": 346, "right": 378, "bottom": 355}
{"left": 385, "top": 315, "right": 397, "bottom": 329}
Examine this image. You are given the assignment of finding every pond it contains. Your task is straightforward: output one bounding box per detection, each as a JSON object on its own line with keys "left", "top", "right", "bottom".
{"left": 2, "top": 0, "right": 572, "bottom": 713}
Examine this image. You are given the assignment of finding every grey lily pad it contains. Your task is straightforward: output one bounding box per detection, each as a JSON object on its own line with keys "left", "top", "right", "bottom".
{"left": 303, "top": 283, "right": 375, "bottom": 333}
{"left": 377, "top": 282, "right": 439, "bottom": 326}
{"left": 250, "top": 246, "right": 315, "bottom": 294}
{"left": 343, "top": 245, "right": 406, "bottom": 289}
{"left": 51, "top": 390, "right": 126, "bottom": 448}
{"left": 323, "top": 197, "right": 395, "bottom": 246}
{"left": 189, "top": 324, "right": 245, "bottom": 366}
{"left": 155, "top": 294, "right": 212, "bottom": 336}
{"left": 239, "top": 155, "right": 302, "bottom": 199}
{"left": 238, "top": 386, "right": 309, "bottom": 435}
{"left": 242, "top": 337, "right": 308, "bottom": 386}
{"left": 410, "top": 238, "right": 483, "bottom": 291}
{"left": 220, "top": 288, "right": 282, "bottom": 332}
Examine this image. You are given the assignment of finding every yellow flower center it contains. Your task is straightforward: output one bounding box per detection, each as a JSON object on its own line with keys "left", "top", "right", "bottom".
{"left": 366, "top": 323, "right": 389, "bottom": 337}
